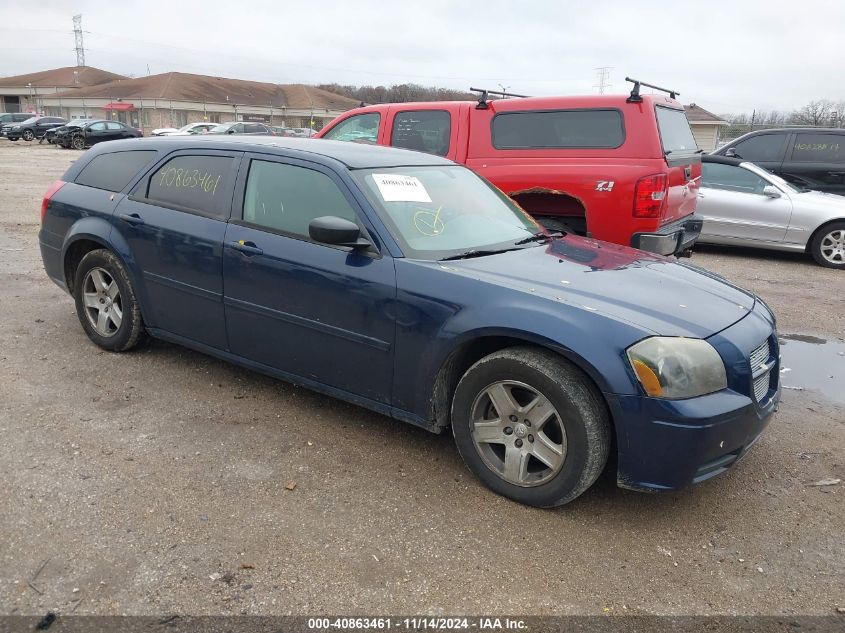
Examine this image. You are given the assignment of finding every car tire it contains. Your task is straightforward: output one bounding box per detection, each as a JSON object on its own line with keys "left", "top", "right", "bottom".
{"left": 809, "top": 221, "right": 845, "bottom": 269}
{"left": 73, "top": 249, "right": 145, "bottom": 352}
{"left": 71, "top": 134, "right": 86, "bottom": 150}
{"left": 22, "top": 129, "right": 34, "bottom": 141}
{"left": 451, "top": 347, "right": 610, "bottom": 507}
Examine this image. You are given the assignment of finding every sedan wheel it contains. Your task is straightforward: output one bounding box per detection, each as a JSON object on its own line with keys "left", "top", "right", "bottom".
{"left": 810, "top": 222, "right": 845, "bottom": 269}
{"left": 470, "top": 380, "right": 566, "bottom": 487}
{"left": 71, "top": 135, "right": 85, "bottom": 150}
{"left": 82, "top": 267, "right": 124, "bottom": 337}
{"left": 22, "top": 129, "right": 34, "bottom": 141}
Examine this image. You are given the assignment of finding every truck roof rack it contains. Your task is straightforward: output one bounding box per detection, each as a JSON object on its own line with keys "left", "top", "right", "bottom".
{"left": 625, "top": 77, "right": 679, "bottom": 103}
{"left": 470, "top": 87, "right": 530, "bottom": 110}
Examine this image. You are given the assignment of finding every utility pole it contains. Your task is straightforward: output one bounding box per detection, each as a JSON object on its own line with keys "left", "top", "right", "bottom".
{"left": 594, "top": 67, "right": 612, "bottom": 94}
{"left": 750, "top": 109, "right": 756, "bottom": 132}
{"left": 73, "top": 14, "right": 86, "bottom": 67}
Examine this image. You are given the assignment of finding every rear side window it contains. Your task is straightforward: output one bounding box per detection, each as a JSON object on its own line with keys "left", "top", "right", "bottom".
{"left": 791, "top": 133, "right": 844, "bottom": 163}
{"left": 391, "top": 110, "right": 451, "bottom": 156}
{"left": 242, "top": 160, "right": 357, "bottom": 239}
{"left": 655, "top": 107, "right": 698, "bottom": 153}
{"left": 730, "top": 134, "right": 785, "bottom": 162}
{"left": 145, "top": 155, "right": 236, "bottom": 218}
{"left": 491, "top": 109, "right": 624, "bottom": 149}
{"left": 75, "top": 150, "right": 157, "bottom": 192}
{"left": 322, "top": 113, "right": 380, "bottom": 144}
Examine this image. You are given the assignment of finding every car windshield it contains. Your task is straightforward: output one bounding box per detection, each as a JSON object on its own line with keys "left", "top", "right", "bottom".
{"left": 352, "top": 166, "right": 540, "bottom": 260}
{"left": 20, "top": 117, "right": 37, "bottom": 124}
{"left": 209, "top": 123, "right": 233, "bottom": 133}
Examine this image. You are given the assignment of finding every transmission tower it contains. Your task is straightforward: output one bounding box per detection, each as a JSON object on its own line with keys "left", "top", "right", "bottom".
{"left": 73, "top": 14, "right": 86, "bottom": 67}
{"left": 594, "top": 67, "right": 612, "bottom": 94}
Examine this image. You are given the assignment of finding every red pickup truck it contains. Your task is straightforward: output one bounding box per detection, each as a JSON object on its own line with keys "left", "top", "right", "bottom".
{"left": 316, "top": 81, "right": 703, "bottom": 256}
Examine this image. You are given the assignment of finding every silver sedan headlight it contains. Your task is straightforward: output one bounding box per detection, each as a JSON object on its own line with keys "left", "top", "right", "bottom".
{"left": 626, "top": 337, "right": 727, "bottom": 399}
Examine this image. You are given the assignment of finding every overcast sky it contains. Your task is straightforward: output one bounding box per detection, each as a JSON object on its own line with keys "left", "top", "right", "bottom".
{"left": 1, "top": 0, "right": 843, "bottom": 115}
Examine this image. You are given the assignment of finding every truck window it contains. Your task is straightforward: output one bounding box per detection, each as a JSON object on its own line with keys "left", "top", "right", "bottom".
{"left": 491, "top": 109, "right": 624, "bottom": 149}
{"left": 655, "top": 106, "right": 698, "bottom": 153}
{"left": 391, "top": 110, "right": 451, "bottom": 156}
{"left": 791, "top": 133, "right": 844, "bottom": 163}
{"left": 75, "top": 150, "right": 158, "bottom": 192}
{"left": 322, "top": 113, "right": 380, "bottom": 144}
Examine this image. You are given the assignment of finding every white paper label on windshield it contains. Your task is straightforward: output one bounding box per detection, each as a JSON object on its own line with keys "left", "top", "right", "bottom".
{"left": 371, "top": 173, "right": 432, "bottom": 203}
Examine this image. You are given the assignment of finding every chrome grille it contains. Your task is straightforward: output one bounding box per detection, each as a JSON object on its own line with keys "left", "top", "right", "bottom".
{"left": 749, "top": 339, "right": 773, "bottom": 402}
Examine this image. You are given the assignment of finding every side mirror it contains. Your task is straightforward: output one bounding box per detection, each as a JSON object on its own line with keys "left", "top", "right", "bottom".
{"left": 309, "top": 216, "right": 370, "bottom": 249}
{"left": 724, "top": 148, "right": 737, "bottom": 158}
{"left": 762, "top": 185, "right": 781, "bottom": 198}
{"left": 227, "top": 129, "right": 235, "bottom": 134}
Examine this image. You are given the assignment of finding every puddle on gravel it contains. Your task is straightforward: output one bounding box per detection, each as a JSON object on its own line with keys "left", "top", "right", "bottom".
{"left": 778, "top": 334, "right": 845, "bottom": 405}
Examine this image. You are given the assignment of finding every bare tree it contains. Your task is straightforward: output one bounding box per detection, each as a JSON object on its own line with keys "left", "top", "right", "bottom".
{"left": 790, "top": 100, "right": 836, "bottom": 126}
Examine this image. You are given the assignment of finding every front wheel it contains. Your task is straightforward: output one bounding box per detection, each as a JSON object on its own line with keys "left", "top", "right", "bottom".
{"left": 71, "top": 134, "right": 86, "bottom": 150}
{"left": 451, "top": 347, "right": 610, "bottom": 507}
{"left": 22, "top": 129, "right": 34, "bottom": 141}
{"left": 73, "top": 249, "right": 145, "bottom": 352}
{"left": 810, "top": 222, "right": 845, "bottom": 269}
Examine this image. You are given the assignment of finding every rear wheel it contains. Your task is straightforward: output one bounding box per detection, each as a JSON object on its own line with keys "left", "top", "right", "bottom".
{"left": 451, "top": 347, "right": 610, "bottom": 507}
{"left": 73, "top": 249, "right": 145, "bottom": 352}
{"left": 22, "top": 129, "right": 34, "bottom": 141}
{"left": 810, "top": 221, "right": 845, "bottom": 269}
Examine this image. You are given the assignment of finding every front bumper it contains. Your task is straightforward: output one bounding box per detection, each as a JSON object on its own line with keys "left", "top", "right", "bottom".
{"left": 608, "top": 299, "right": 779, "bottom": 491}
{"left": 631, "top": 214, "right": 703, "bottom": 256}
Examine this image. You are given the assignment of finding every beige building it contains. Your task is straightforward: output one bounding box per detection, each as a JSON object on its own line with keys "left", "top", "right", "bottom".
{"left": 685, "top": 103, "right": 729, "bottom": 152}
{"left": 35, "top": 71, "right": 360, "bottom": 133}
{"left": 0, "top": 66, "right": 126, "bottom": 114}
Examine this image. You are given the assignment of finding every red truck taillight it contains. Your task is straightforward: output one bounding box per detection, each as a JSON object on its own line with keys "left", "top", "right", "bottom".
{"left": 632, "top": 173, "right": 667, "bottom": 218}
{"left": 41, "top": 180, "right": 66, "bottom": 223}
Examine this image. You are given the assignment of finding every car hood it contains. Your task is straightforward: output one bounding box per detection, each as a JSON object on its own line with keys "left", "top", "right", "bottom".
{"left": 432, "top": 236, "right": 756, "bottom": 338}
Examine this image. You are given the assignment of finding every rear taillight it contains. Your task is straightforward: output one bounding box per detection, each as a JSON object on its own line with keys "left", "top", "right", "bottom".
{"left": 41, "top": 180, "right": 66, "bottom": 223}
{"left": 632, "top": 173, "right": 668, "bottom": 219}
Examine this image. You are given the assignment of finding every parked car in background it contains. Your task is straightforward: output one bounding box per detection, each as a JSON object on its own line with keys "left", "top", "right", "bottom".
{"left": 318, "top": 81, "right": 703, "bottom": 256}
{"left": 0, "top": 112, "right": 37, "bottom": 136}
{"left": 38, "top": 135, "right": 779, "bottom": 507}
{"left": 41, "top": 119, "right": 94, "bottom": 144}
{"left": 270, "top": 126, "right": 293, "bottom": 137}
{"left": 56, "top": 119, "right": 143, "bottom": 150}
{"left": 697, "top": 155, "right": 845, "bottom": 268}
{"left": 159, "top": 122, "right": 219, "bottom": 136}
{"left": 5, "top": 116, "right": 67, "bottom": 141}
{"left": 713, "top": 128, "right": 845, "bottom": 195}
{"left": 207, "top": 121, "right": 275, "bottom": 136}
{"left": 150, "top": 126, "right": 179, "bottom": 136}
{"left": 288, "top": 127, "right": 317, "bottom": 138}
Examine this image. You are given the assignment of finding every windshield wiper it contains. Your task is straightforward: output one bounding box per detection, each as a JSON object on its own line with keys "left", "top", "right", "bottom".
{"left": 439, "top": 247, "right": 522, "bottom": 261}
{"left": 513, "top": 229, "right": 565, "bottom": 246}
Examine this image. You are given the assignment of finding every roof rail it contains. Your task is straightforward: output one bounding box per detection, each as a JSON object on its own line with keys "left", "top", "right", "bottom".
{"left": 470, "top": 87, "right": 530, "bottom": 110}
{"left": 625, "top": 77, "right": 679, "bottom": 103}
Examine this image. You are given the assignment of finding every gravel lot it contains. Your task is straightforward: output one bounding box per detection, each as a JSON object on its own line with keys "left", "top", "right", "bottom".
{"left": 0, "top": 141, "right": 842, "bottom": 616}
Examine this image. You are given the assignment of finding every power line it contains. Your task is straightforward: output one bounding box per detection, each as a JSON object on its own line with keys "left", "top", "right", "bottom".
{"left": 72, "top": 14, "right": 85, "bottom": 67}
{"left": 594, "top": 67, "right": 612, "bottom": 94}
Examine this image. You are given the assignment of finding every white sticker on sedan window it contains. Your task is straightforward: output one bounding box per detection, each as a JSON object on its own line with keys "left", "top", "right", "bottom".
{"left": 371, "top": 173, "right": 432, "bottom": 203}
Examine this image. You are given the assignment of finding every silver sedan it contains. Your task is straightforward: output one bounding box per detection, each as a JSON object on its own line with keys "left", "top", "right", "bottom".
{"left": 697, "top": 155, "right": 845, "bottom": 268}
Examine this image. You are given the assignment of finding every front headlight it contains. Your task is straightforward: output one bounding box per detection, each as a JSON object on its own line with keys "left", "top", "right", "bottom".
{"left": 626, "top": 337, "right": 727, "bottom": 399}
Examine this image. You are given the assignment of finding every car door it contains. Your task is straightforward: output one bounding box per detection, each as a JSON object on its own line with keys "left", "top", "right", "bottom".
{"left": 222, "top": 153, "right": 396, "bottom": 404}
{"left": 85, "top": 121, "right": 110, "bottom": 145}
{"left": 782, "top": 132, "right": 845, "bottom": 194}
{"left": 104, "top": 121, "right": 128, "bottom": 141}
{"left": 699, "top": 162, "right": 792, "bottom": 243}
{"left": 113, "top": 149, "right": 243, "bottom": 349}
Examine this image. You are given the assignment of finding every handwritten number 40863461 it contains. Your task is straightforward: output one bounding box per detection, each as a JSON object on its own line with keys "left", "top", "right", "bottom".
{"left": 159, "top": 167, "right": 222, "bottom": 195}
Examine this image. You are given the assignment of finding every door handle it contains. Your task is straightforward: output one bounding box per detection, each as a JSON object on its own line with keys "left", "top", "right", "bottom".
{"left": 117, "top": 212, "right": 145, "bottom": 226}
{"left": 228, "top": 240, "right": 263, "bottom": 256}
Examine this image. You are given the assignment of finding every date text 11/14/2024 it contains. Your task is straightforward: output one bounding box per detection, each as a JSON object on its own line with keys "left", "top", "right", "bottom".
{"left": 306, "top": 618, "right": 528, "bottom": 630}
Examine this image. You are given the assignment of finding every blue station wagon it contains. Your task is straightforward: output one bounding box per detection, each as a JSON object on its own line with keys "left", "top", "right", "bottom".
{"left": 39, "top": 136, "right": 781, "bottom": 507}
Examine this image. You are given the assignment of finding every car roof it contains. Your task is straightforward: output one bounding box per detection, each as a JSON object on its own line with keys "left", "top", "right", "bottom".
{"left": 91, "top": 136, "right": 455, "bottom": 169}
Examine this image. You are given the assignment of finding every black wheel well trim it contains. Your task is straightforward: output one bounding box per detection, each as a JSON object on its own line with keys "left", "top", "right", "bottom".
{"left": 429, "top": 332, "right": 615, "bottom": 432}
{"left": 806, "top": 218, "right": 845, "bottom": 253}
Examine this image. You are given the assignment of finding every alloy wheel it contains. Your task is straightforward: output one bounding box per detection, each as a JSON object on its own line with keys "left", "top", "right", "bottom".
{"left": 819, "top": 229, "right": 845, "bottom": 265}
{"left": 82, "top": 267, "right": 123, "bottom": 337}
{"left": 470, "top": 380, "right": 567, "bottom": 487}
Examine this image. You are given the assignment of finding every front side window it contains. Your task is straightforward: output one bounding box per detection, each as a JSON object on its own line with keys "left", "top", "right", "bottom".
{"left": 353, "top": 166, "right": 538, "bottom": 260}
{"left": 492, "top": 109, "right": 624, "bottom": 149}
{"left": 88, "top": 122, "right": 106, "bottom": 132}
{"left": 75, "top": 150, "right": 158, "bottom": 192}
{"left": 145, "top": 155, "right": 236, "bottom": 218}
{"left": 322, "top": 113, "right": 380, "bottom": 144}
{"left": 701, "top": 163, "right": 769, "bottom": 194}
{"left": 731, "top": 134, "right": 785, "bottom": 162}
{"left": 242, "top": 160, "right": 358, "bottom": 239}
{"left": 391, "top": 110, "right": 451, "bottom": 156}
{"left": 791, "top": 134, "right": 844, "bottom": 163}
